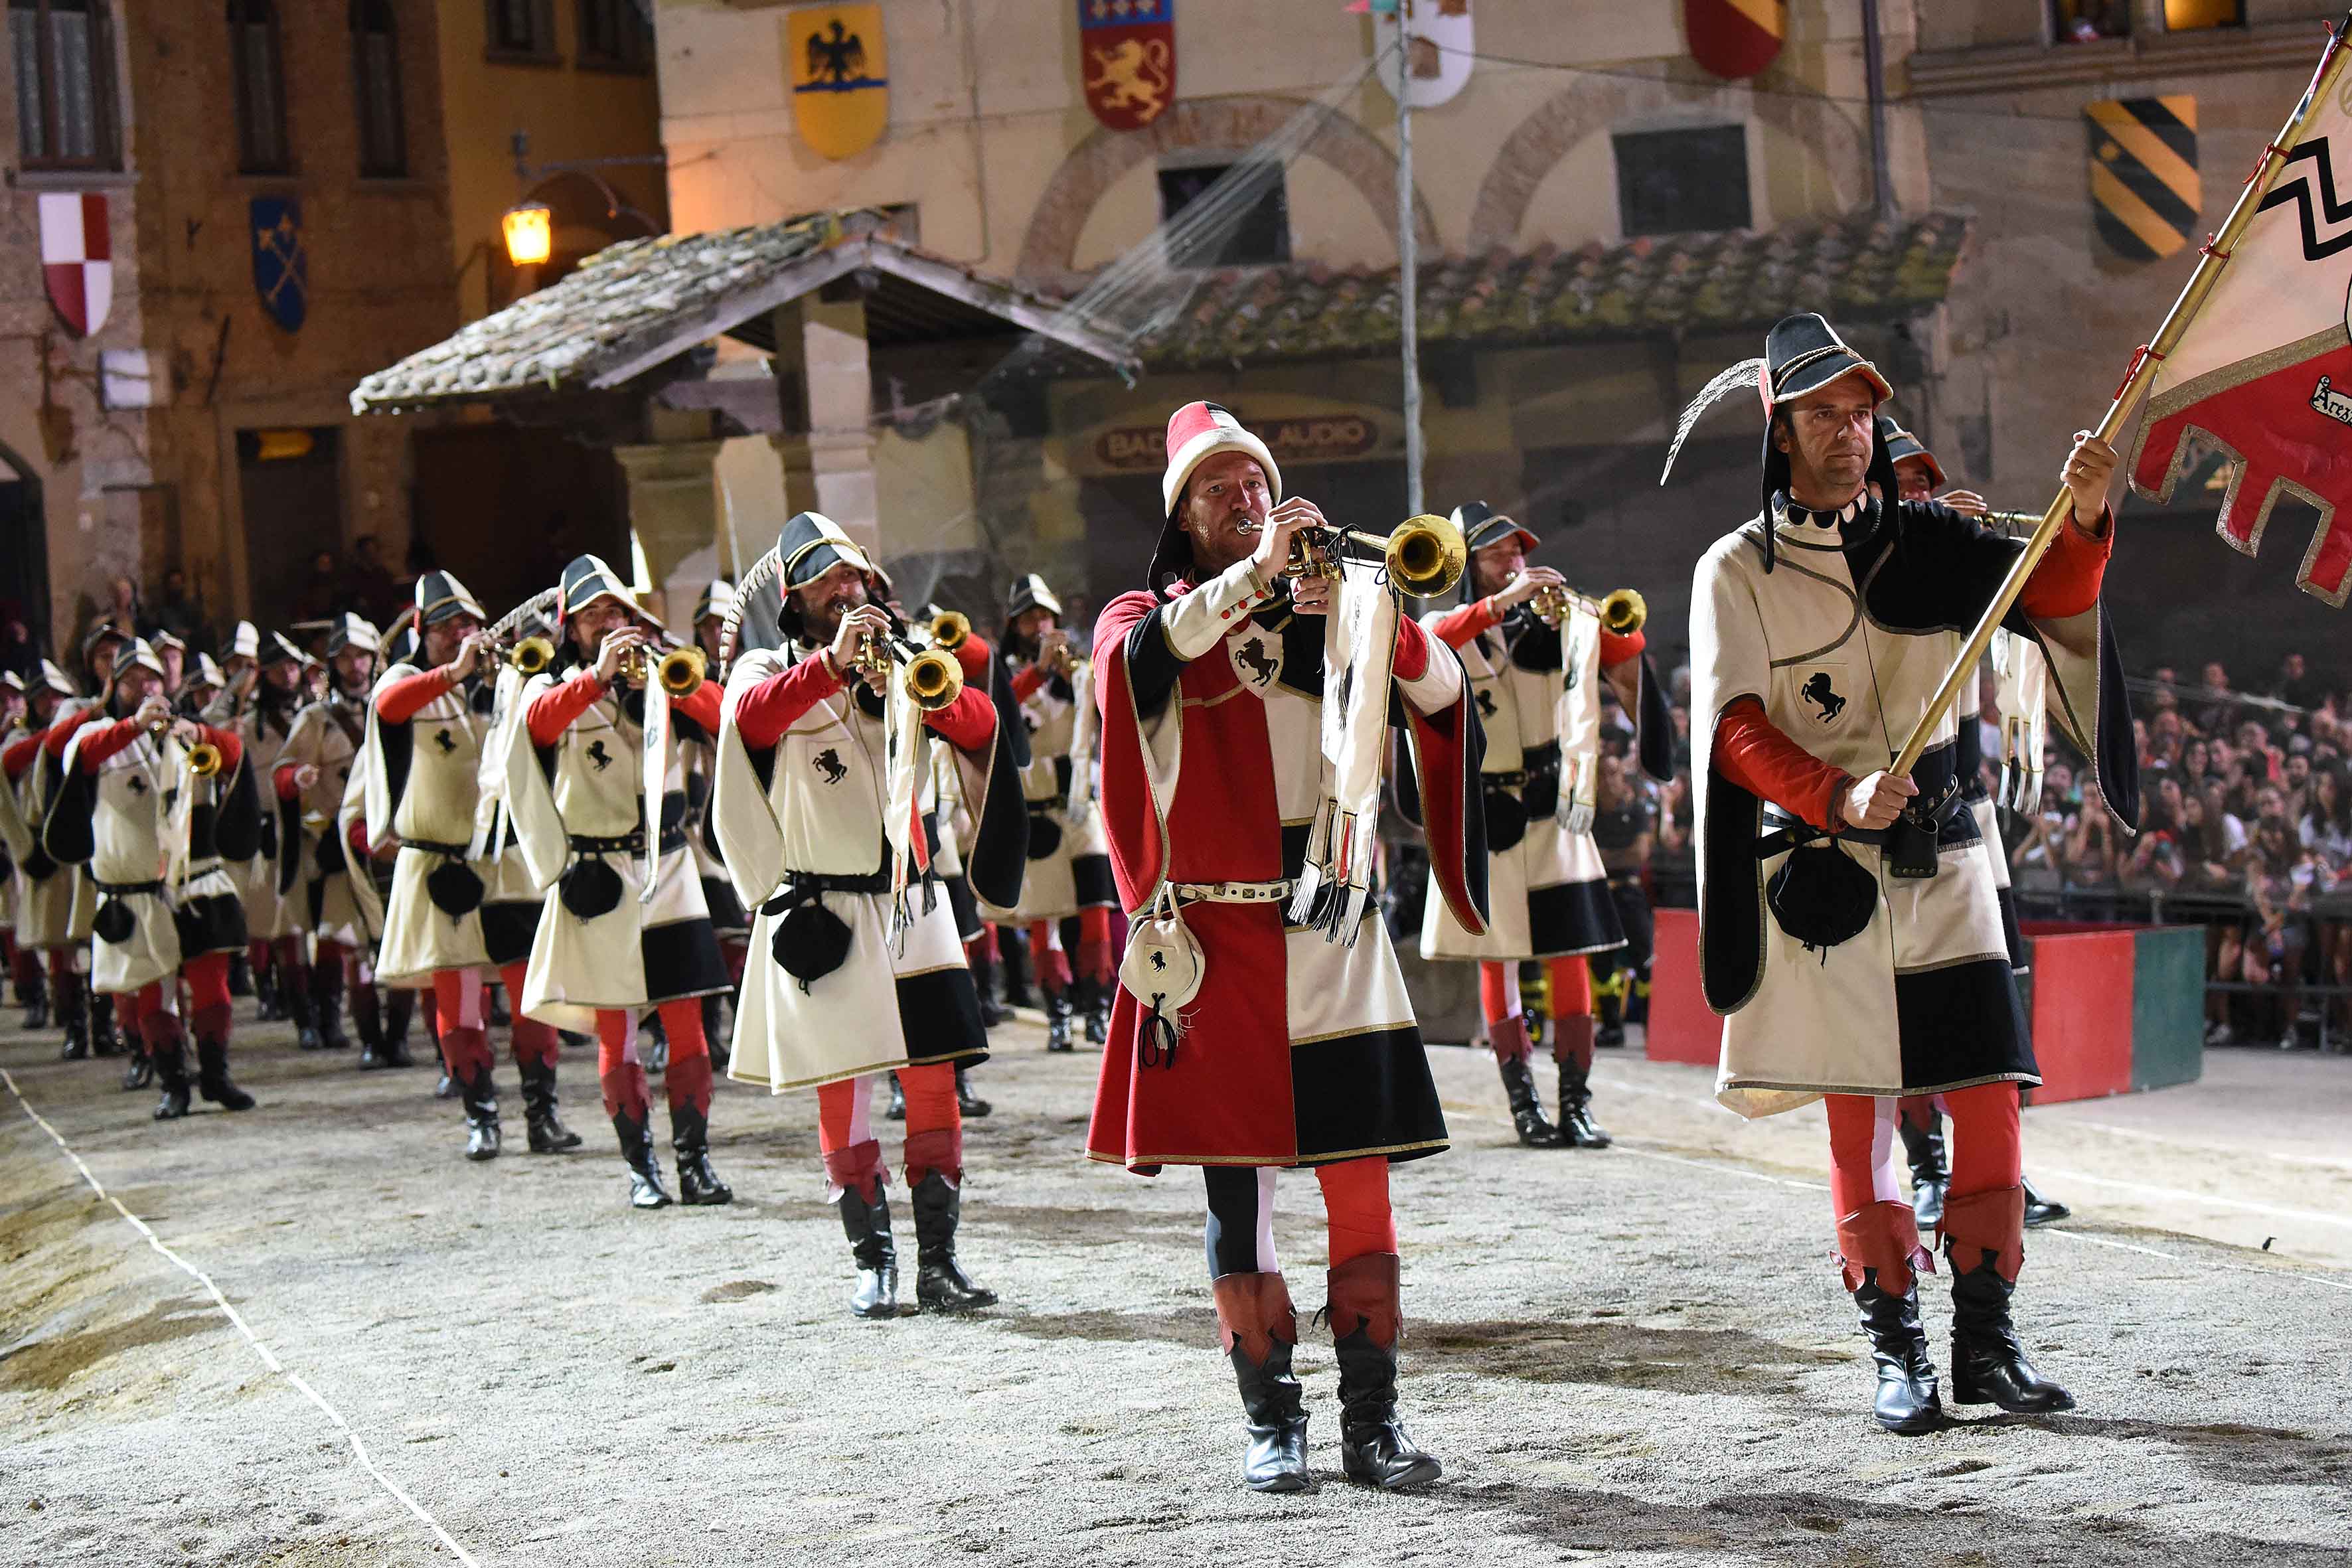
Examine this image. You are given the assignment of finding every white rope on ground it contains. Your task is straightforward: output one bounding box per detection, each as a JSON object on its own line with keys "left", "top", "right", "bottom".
{"left": 0, "top": 1067, "right": 484, "bottom": 1568}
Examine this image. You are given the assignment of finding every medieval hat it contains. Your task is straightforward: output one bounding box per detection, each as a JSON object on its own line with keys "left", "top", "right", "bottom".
{"left": 228, "top": 621, "right": 260, "bottom": 662}
{"left": 1150, "top": 402, "right": 1284, "bottom": 588}
{"left": 80, "top": 621, "right": 132, "bottom": 663}
{"left": 151, "top": 629, "right": 187, "bottom": 657}
{"left": 325, "top": 613, "right": 382, "bottom": 659}
{"left": 35, "top": 659, "right": 74, "bottom": 698}
{"left": 1876, "top": 413, "right": 1946, "bottom": 490}
{"left": 102, "top": 637, "right": 169, "bottom": 706}
{"left": 1450, "top": 501, "right": 1539, "bottom": 605}
{"left": 0, "top": 670, "right": 21, "bottom": 697}
{"left": 556, "top": 553, "right": 664, "bottom": 634}
{"left": 415, "top": 570, "right": 487, "bottom": 629}
{"left": 190, "top": 653, "right": 226, "bottom": 692}
{"left": 771, "top": 514, "right": 876, "bottom": 642}
{"left": 259, "top": 631, "right": 307, "bottom": 668}
{"left": 1006, "top": 574, "right": 1062, "bottom": 621}
{"left": 694, "top": 578, "right": 735, "bottom": 627}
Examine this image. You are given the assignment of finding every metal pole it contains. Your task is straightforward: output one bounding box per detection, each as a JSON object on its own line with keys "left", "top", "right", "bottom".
{"left": 1394, "top": 14, "right": 1423, "bottom": 516}
{"left": 1861, "top": 0, "right": 1895, "bottom": 218}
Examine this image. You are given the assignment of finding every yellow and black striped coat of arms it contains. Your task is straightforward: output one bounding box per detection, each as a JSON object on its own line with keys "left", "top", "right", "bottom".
{"left": 2086, "top": 96, "right": 2199, "bottom": 261}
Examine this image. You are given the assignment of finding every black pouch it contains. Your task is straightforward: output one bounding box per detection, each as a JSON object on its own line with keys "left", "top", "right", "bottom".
{"left": 426, "top": 859, "right": 486, "bottom": 917}
{"left": 1026, "top": 808, "right": 1063, "bottom": 861}
{"left": 558, "top": 856, "right": 623, "bottom": 920}
{"left": 1520, "top": 763, "right": 1561, "bottom": 822}
{"left": 1766, "top": 840, "right": 1879, "bottom": 951}
{"left": 23, "top": 846, "right": 54, "bottom": 881}
{"left": 315, "top": 831, "right": 348, "bottom": 877}
{"left": 94, "top": 898, "right": 137, "bottom": 945}
{"left": 257, "top": 814, "right": 279, "bottom": 860}
{"left": 771, "top": 900, "right": 854, "bottom": 991}
{"left": 1482, "top": 784, "right": 1528, "bottom": 852}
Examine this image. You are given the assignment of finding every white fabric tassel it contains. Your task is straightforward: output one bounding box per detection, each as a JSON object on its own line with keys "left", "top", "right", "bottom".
{"left": 882, "top": 668, "right": 922, "bottom": 940}
{"left": 471, "top": 664, "right": 524, "bottom": 860}
{"left": 1553, "top": 601, "right": 1602, "bottom": 834}
{"left": 639, "top": 674, "right": 670, "bottom": 905}
{"left": 1288, "top": 561, "right": 1397, "bottom": 943}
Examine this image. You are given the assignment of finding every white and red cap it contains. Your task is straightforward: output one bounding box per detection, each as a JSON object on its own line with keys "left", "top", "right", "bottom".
{"left": 1161, "top": 401, "right": 1282, "bottom": 518}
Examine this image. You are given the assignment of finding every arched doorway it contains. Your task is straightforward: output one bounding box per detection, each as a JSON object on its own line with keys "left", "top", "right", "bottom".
{"left": 0, "top": 437, "right": 49, "bottom": 673}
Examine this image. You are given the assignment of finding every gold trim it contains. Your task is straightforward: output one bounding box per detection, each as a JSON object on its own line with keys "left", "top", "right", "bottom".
{"left": 1721, "top": 1071, "right": 2039, "bottom": 1103}
{"left": 1287, "top": 1018, "right": 1418, "bottom": 1048}
{"left": 1085, "top": 1138, "right": 1449, "bottom": 1169}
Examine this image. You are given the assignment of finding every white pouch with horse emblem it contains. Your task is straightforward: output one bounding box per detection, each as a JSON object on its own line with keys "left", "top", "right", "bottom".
{"left": 1119, "top": 885, "right": 1203, "bottom": 1065}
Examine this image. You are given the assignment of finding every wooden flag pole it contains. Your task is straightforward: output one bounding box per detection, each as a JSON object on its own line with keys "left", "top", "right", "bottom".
{"left": 1891, "top": 12, "right": 2352, "bottom": 776}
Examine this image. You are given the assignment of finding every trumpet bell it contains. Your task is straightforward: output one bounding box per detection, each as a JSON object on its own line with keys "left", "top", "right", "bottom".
{"left": 656, "top": 645, "right": 707, "bottom": 698}
{"left": 512, "top": 635, "right": 555, "bottom": 676}
{"left": 1387, "top": 513, "right": 1467, "bottom": 598}
{"left": 929, "top": 609, "right": 971, "bottom": 652}
{"left": 903, "top": 647, "right": 965, "bottom": 712}
{"left": 1599, "top": 588, "right": 1647, "bottom": 635}
{"left": 187, "top": 742, "right": 222, "bottom": 779}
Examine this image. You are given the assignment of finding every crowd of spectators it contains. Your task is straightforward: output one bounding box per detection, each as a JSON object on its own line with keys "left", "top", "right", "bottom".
{"left": 63, "top": 536, "right": 411, "bottom": 672}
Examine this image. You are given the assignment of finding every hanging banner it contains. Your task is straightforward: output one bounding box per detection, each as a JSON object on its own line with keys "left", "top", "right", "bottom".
{"left": 38, "top": 191, "right": 111, "bottom": 339}
{"left": 1358, "top": 0, "right": 1472, "bottom": 109}
{"left": 1079, "top": 0, "right": 1176, "bottom": 131}
{"left": 250, "top": 196, "right": 307, "bottom": 333}
{"left": 2128, "top": 42, "right": 2352, "bottom": 605}
{"left": 2087, "top": 96, "right": 2199, "bottom": 261}
{"left": 1684, "top": 0, "right": 1784, "bottom": 82}
{"left": 789, "top": 3, "right": 890, "bottom": 161}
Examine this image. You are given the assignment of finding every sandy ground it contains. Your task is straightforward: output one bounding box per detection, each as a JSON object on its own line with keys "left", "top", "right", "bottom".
{"left": 2, "top": 1002, "right": 2347, "bottom": 1567}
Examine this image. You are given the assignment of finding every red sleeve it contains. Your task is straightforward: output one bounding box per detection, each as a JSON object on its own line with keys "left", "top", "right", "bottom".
{"left": 734, "top": 657, "right": 844, "bottom": 749}
{"left": 274, "top": 761, "right": 303, "bottom": 801}
{"left": 1010, "top": 663, "right": 1047, "bottom": 703}
{"left": 4, "top": 730, "right": 44, "bottom": 778}
{"left": 75, "top": 718, "right": 145, "bottom": 772}
{"left": 347, "top": 815, "right": 370, "bottom": 856}
{"left": 526, "top": 670, "right": 605, "bottom": 749}
{"left": 2018, "top": 507, "right": 2113, "bottom": 621}
{"left": 1427, "top": 598, "right": 1504, "bottom": 649}
{"left": 374, "top": 667, "right": 453, "bottom": 726}
{"left": 923, "top": 680, "right": 996, "bottom": 752}
{"left": 1392, "top": 613, "right": 1431, "bottom": 683}
{"left": 202, "top": 726, "right": 242, "bottom": 773}
{"left": 1713, "top": 698, "right": 1851, "bottom": 833}
{"left": 44, "top": 712, "right": 90, "bottom": 757}
{"left": 672, "top": 678, "right": 723, "bottom": 734}
{"left": 953, "top": 636, "right": 993, "bottom": 688}
{"left": 1600, "top": 627, "right": 1646, "bottom": 670}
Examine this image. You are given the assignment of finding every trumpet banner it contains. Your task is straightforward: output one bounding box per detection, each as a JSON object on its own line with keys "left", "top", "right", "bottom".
{"left": 2128, "top": 36, "right": 2352, "bottom": 607}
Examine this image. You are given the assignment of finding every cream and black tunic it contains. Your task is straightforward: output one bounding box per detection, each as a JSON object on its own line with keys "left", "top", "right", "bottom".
{"left": 987, "top": 658, "right": 1115, "bottom": 925}
{"left": 277, "top": 694, "right": 370, "bottom": 945}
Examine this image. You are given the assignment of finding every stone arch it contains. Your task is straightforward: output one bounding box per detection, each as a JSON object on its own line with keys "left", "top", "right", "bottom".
{"left": 0, "top": 433, "right": 49, "bottom": 652}
{"left": 1016, "top": 95, "right": 1441, "bottom": 283}
{"left": 1466, "top": 77, "right": 1870, "bottom": 254}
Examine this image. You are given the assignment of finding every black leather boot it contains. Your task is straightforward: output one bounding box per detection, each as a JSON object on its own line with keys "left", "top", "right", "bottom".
{"left": 1899, "top": 1109, "right": 1948, "bottom": 1229}
{"left": 1081, "top": 978, "right": 1111, "bottom": 1046}
{"left": 1944, "top": 1186, "right": 2073, "bottom": 1413}
{"left": 1496, "top": 1052, "right": 1563, "bottom": 1148}
{"left": 1044, "top": 991, "right": 1074, "bottom": 1052}
{"left": 378, "top": 988, "right": 415, "bottom": 1069}
{"left": 670, "top": 1101, "right": 732, "bottom": 1206}
{"left": 910, "top": 1172, "right": 997, "bottom": 1311}
{"left": 955, "top": 1063, "right": 990, "bottom": 1119}
{"left": 838, "top": 1184, "right": 900, "bottom": 1319}
{"left": 487, "top": 982, "right": 511, "bottom": 1028}
{"left": 518, "top": 1057, "right": 582, "bottom": 1152}
{"left": 641, "top": 1011, "right": 669, "bottom": 1079}
{"left": 89, "top": 993, "right": 121, "bottom": 1058}
{"left": 228, "top": 954, "right": 254, "bottom": 998}
{"left": 1593, "top": 971, "right": 1628, "bottom": 1048}
{"left": 1556, "top": 1052, "right": 1612, "bottom": 1148}
{"left": 120, "top": 1042, "right": 152, "bottom": 1091}
{"left": 288, "top": 965, "right": 322, "bottom": 1050}
{"left": 1326, "top": 1253, "right": 1441, "bottom": 1490}
{"left": 700, "top": 991, "right": 731, "bottom": 1075}
{"left": 60, "top": 1012, "right": 88, "bottom": 1060}
{"left": 1213, "top": 1272, "right": 1311, "bottom": 1493}
{"left": 972, "top": 953, "right": 1008, "bottom": 1028}
{"left": 1854, "top": 1269, "right": 1942, "bottom": 1433}
{"left": 999, "top": 943, "right": 1034, "bottom": 1010}
{"left": 2022, "top": 1175, "right": 2071, "bottom": 1227}
{"left": 23, "top": 965, "right": 48, "bottom": 1031}
{"left": 58, "top": 977, "right": 87, "bottom": 1061}
{"left": 352, "top": 984, "right": 387, "bottom": 1068}
{"left": 313, "top": 963, "right": 351, "bottom": 1050}
{"left": 612, "top": 1106, "right": 673, "bottom": 1209}
{"left": 150, "top": 1032, "right": 193, "bottom": 1121}
{"left": 255, "top": 959, "right": 284, "bottom": 1022}
{"left": 886, "top": 1072, "right": 907, "bottom": 1121}
{"left": 461, "top": 1064, "right": 501, "bottom": 1161}
{"left": 195, "top": 1038, "right": 256, "bottom": 1112}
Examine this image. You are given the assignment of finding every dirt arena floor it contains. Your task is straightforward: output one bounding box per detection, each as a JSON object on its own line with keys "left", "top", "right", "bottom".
{"left": 3, "top": 1002, "right": 2347, "bottom": 1567}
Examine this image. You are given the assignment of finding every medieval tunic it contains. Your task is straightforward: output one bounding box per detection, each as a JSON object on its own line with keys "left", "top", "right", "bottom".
{"left": 364, "top": 662, "right": 496, "bottom": 984}
{"left": 1691, "top": 498, "right": 2137, "bottom": 1119}
{"left": 989, "top": 657, "right": 1115, "bottom": 925}
{"left": 714, "top": 643, "right": 1024, "bottom": 1093}
{"left": 277, "top": 694, "right": 370, "bottom": 945}
{"left": 1, "top": 717, "right": 80, "bottom": 949}
{"left": 234, "top": 699, "right": 301, "bottom": 940}
{"left": 1419, "top": 603, "right": 1674, "bottom": 963}
{"left": 501, "top": 666, "right": 731, "bottom": 1035}
{"left": 47, "top": 720, "right": 255, "bottom": 994}
{"left": 1085, "top": 558, "right": 1487, "bottom": 1172}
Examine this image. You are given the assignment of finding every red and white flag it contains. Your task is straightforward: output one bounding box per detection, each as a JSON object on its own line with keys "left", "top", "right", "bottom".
{"left": 37, "top": 191, "right": 111, "bottom": 339}
{"left": 2128, "top": 26, "right": 2352, "bottom": 605}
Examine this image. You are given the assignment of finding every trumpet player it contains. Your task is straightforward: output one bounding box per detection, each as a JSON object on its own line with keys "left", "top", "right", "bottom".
{"left": 235, "top": 634, "right": 312, "bottom": 1031}
{"left": 714, "top": 512, "right": 1024, "bottom": 1318}
{"left": 275, "top": 615, "right": 384, "bottom": 1056}
{"left": 1, "top": 663, "right": 91, "bottom": 1058}
{"left": 683, "top": 576, "right": 748, "bottom": 1066}
{"left": 503, "top": 554, "right": 734, "bottom": 1210}
{"left": 994, "top": 575, "right": 1117, "bottom": 1052}
{"left": 42, "top": 639, "right": 258, "bottom": 1119}
{"left": 1088, "top": 402, "right": 1487, "bottom": 1494}
{"left": 1420, "top": 503, "right": 1671, "bottom": 1150}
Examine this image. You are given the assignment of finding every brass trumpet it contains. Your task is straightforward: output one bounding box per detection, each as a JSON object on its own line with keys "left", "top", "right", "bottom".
{"left": 1528, "top": 584, "right": 1648, "bottom": 636}
{"left": 187, "top": 740, "right": 223, "bottom": 778}
{"left": 855, "top": 629, "right": 965, "bottom": 712}
{"left": 1241, "top": 512, "right": 1466, "bottom": 598}
{"left": 929, "top": 609, "right": 971, "bottom": 652}
{"left": 655, "top": 644, "right": 706, "bottom": 698}
{"left": 509, "top": 634, "right": 555, "bottom": 676}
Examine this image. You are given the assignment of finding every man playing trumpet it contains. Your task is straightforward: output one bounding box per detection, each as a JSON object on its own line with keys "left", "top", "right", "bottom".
{"left": 715, "top": 512, "right": 1022, "bottom": 1318}
{"left": 1421, "top": 503, "right": 1672, "bottom": 1149}
{"left": 43, "top": 639, "right": 259, "bottom": 1119}
{"left": 504, "top": 555, "right": 734, "bottom": 1210}
{"left": 1087, "top": 402, "right": 1486, "bottom": 1494}
{"left": 275, "top": 615, "right": 383, "bottom": 1056}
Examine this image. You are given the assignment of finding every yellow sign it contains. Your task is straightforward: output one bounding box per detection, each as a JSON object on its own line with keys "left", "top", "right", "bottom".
{"left": 788, "top": 5, "right": 888, "bottom": 161}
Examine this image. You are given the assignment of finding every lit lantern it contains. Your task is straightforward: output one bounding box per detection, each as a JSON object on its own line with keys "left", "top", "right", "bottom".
{"left": 501, "top": 202, "right": 554, "bottom": 268}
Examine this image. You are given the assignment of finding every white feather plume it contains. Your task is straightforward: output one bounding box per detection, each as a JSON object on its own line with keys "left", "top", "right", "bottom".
{"left": 1658, "top": 357, "right": 1766, "bottom": 485}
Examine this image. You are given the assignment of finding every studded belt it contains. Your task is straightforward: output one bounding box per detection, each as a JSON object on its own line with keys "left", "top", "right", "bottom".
{"left": 1166, "top": 878, "right": 1296, "bottom": 906}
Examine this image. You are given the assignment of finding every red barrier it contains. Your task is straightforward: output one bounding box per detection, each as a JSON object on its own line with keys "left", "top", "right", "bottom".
{"left": 2022, "top": 927, "right": 2138, "bottom": 1102}
{"left": 1645, "top": 908, "right": 1717, "bottom": 1067}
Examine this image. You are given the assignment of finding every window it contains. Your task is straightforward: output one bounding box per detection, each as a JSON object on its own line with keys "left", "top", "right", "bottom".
{"left": 2163, "top": 0, "right": 2240, "bottom": 29}
{"left": 576, "top": 0, "right": 649, "bottom": 70}
{"left": 351, "top": 0, "right": 405, "bottom": 176}
{"left": 2052, "top": 1, "right": 2130, "bottom": 41}
{"left": 1614, "top": 125, "right": 1751, "bottom": 238}
{"left": 1158, "top": 163, "right": 1291, "bottom": 270}
{"left": 9, "top": 0, "right": 119, "bottom": 171}
{"left": 485, "top": 0, "right": 555, "bottom": 59}
{"left": 229, "top": 0, "right": 287, "bottom": 174}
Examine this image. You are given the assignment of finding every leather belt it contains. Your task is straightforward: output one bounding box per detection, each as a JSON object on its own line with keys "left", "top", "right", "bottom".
{"left": 761, "top": 866, "right": 892, "bottom": 917}
{"left": 1760, "top": 806, "right": 1887, "bottom": 853}
{"left": 569, "top": 832, "right": 641, "bottom": 855}
{"left": 1167, "top": 878, "right": 1296, "bottom": 905}
{"left": 93, "top": 878, "right": 165, "bottom": 897}
{"left": 405, "top": 838, "right": 469, "bottom": 857}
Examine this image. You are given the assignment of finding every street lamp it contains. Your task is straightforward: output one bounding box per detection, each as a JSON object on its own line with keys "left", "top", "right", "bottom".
{"left": 502, "top": 202, "right": 554, "bottom": 268}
